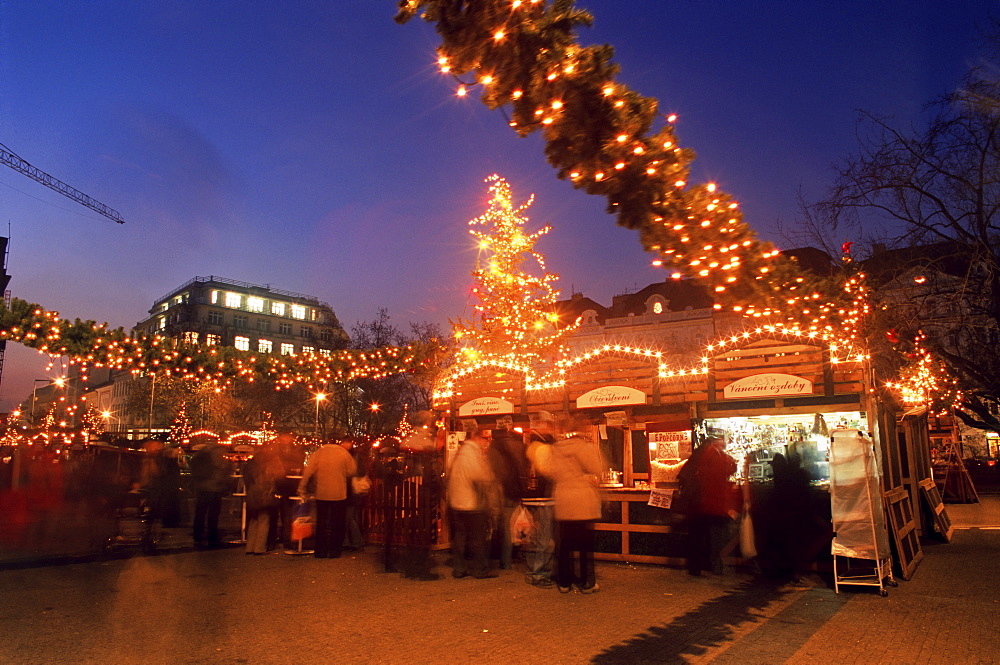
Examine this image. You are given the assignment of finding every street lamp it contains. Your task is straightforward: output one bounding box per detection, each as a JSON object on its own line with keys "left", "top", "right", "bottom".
{"left": 30, "top": 378, "right": 63, "bottom": 425}
{"left": 314, "top": 393, "right": 326, "bottom": 439}
{"left": 101, "top": 410, "right": 118, "bottom": 433}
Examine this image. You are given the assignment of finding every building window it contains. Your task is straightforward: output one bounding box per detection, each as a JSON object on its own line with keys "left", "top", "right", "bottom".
{"left": 208, "top": 311, "right": 223, "bottom": 325}
{"left": 235, "top": 336, "right": 250, "bottom": 351}
{"left": 271, "top": 302, "right": 286, "bottom": 316}
{"left": 320, "top": 329, "right": 332, "bottom": 342}
{"left": 182, "top": 331, "right": 199, "bottom": 345}
{"left": 280, "top": 343, "right": 295, "bottom": 356}
{"left": 300, "top": 327, "right": 312, "bottom": 338}
{"left": 247, "top": 296, "right": 264, "bottom": 313}
{"left": 291, "top": 304, "right": 306, "bottom": 320}
{"left": 206, "top": 334, "right": 221, "bottom": 346}
{"left": 158, "top": 316, "right": 166, "bottom": 330}
{"left": 225, "top": 292, "right": 242, "bottom": 308}
{"left": 233, "top": 315, "right": 248, "bottom": 328}
{"left": 256, "top": 319, "right": 271, "bottom": 332}
{"left": 279, "top": 323, "right": 292, "bottom": 335}
{"left": 211, "top": 290, "right": 220, "bottom": 305}
{"left": 258, "top": 339, "right": 273, "bottom": 353}
{"left": 319, "top": 349, "right": 331, "bottom": 357}
{"left": 302, "top": 346, "right": 315, "bottom": 355}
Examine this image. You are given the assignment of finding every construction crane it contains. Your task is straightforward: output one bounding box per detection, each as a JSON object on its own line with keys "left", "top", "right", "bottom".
{"left": 0, "top": 141, "right": 125, "bottom": 224}
{"left": 0, "top": 141, "right": 125, "bottom": 402}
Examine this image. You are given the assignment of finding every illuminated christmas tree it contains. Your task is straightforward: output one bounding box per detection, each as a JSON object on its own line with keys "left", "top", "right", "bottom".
{"left": 81, "top": 407, "right": 105, "bottom": 435}
{"left": 171, "top": 402, "right": 193, "bottom": 445}
{"left": 453, "top": 174, "right": 579, "bottom": 363}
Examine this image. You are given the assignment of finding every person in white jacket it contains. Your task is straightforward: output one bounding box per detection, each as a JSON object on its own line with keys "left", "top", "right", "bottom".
{"left": 298, "top": 439, "right": 356, "bottom": 559}
{"left": 544, "top": 413, "right": 604, "bottom": 594}
{"left": 447, "top": 425, "right": 498, "bottom": 579}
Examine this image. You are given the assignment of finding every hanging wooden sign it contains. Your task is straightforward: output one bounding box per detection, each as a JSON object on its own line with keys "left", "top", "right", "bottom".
{"left": 458, "top": 396, "right": 514, "bottom": 417}
{"left": 722, "top": 373, "right": 813, "bottom": 399}
{"left": 577, "top": 385, "right": 646, "bottom": 409}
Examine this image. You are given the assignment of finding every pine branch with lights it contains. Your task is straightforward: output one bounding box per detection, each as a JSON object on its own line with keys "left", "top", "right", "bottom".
{"left": 396, "top": 0, "right": 850, "bottom": 326}
{"left": 0, "top": 297, "right": 445, "bottom": 391}
{"left": 453, "top": 174, "right": 579, "bottom": 364}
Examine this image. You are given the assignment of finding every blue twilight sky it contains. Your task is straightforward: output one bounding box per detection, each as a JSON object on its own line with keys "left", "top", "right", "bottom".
{"left": 0, "top": 1, "right": 995, "bottom": 409}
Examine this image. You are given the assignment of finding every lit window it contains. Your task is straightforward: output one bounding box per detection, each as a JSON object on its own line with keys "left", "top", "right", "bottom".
{"left": 291, "top": 304, "right": 306, "bottom": 320}
{"left": 302, "top": 346, "right": 315, "bottom": 355}
{"left": 182, "top": 331, "right": 199, "bottom": 344}
{"left": 258, "top": 339, "right": 273, "bottom": 353}
{"left": 271, "top": 302, "right": 286, "bottom": 316}
{"left": 653, "top": 301, "right": 663, "bottom": 314}
{"left": 225, "top": 292, "right": 241, "bottom": 308}
{"left": 280, "top": 343, "right": 295, "bottom": 356}
{"left": 158, "top": 317, "right": 166, "bottom": 330}
{"left": 319, "top": 349, "right": 331, "bottom": 357}
{"left": 234, "top": 336, "right": 250, "bottom": 351}
{"left": 175, "top": 295, "right": 183, "bottom": 305}
{"left": 160, "top": 302, "right": 169, "bottom": 312}
{"left": 247, "top": 296, "right": 264, "bottom": 313}
{"left": 206, "top": 334, "right": 221, "bottom": 346}
{"left": 210, "top": 290, "right": 219, "bottom": 304}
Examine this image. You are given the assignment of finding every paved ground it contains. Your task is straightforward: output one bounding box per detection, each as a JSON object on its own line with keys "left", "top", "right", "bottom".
{"left": 1, "top": 499, "right": 998, "bottom": 665}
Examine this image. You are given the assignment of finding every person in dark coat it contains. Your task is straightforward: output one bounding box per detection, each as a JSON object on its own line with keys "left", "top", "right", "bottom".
{"left": 487, "top": 422, "right": 527, "bottom": 570}
{"left": 243, "top": 443, "right": 285, "bottom": 554}
{"left": 190, "top": 441, "right": 234, "bottom": 548}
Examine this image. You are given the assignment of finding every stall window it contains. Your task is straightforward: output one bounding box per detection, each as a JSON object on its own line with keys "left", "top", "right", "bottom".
{"left": 599, "top": 426, "right": 625, "bottom": 475}
{"left": 631, "top": 429, "right": 649, "bottom": 474}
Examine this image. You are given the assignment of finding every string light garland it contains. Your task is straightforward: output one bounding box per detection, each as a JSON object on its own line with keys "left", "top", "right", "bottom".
{"left": 0, "top": 297, "right": 444, "bottom": 392}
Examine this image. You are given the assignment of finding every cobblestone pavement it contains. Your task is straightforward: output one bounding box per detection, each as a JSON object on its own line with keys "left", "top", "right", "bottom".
{"left": 1, "top": 501, "right": 997, "bottom": 665}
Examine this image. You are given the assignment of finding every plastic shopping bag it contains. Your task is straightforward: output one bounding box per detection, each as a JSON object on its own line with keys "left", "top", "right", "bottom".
{"left": 510, "top": 504, "right": 535, "bottom": 546}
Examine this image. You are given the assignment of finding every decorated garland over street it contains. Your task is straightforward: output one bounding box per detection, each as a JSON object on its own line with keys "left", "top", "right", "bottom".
{"left": 0, "top": 298, "right": 442, "bottom": 390}
{"left": 395, "top": 0, "right": 845, "bottom": 328}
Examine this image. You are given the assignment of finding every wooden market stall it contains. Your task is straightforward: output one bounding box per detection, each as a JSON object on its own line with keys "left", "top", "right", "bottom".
{"left": 435, "top": 329, "right": 906, "bottom": 571}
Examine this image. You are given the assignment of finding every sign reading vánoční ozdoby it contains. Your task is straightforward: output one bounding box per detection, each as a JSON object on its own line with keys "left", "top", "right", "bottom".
{"left": 457, "top": 396, "right": 514, "bottom": 417}
{"left": 576, "top": 385, "right": 646, "bottom": 409}
{"left": 722, "top": 373, "right": 813, "bottom": 399}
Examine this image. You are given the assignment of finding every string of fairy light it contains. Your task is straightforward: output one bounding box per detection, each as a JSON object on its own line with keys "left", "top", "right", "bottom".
{"left": 884, "top": 332, "right": 962, "bottom": 415}
{"left": 0, "top": 298, "right": 443, "bottom": 394}
{"left": 396, "top": 0, "right": 846, "bottom": 328}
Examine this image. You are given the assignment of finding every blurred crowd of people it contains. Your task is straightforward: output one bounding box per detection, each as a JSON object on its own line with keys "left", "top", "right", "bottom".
{"left": 1, "top": 413, "right": 827, "bottom": 591}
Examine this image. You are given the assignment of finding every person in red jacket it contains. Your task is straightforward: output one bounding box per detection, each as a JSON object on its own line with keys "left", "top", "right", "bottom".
{"left": 681, "top": 434, "right": 737, "bottom": 576}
